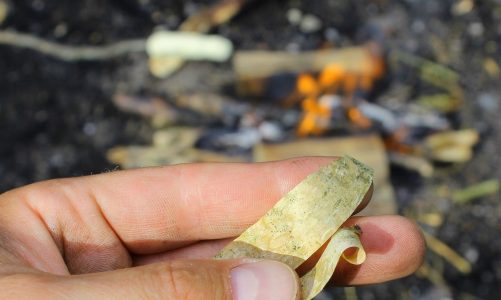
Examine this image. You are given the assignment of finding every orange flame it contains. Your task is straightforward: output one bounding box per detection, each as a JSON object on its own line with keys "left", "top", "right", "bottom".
{"left": 319, "top": 63, "right": 345, "bottom": 88}
{"left": 297, "top": 97, "right": 332, "bottom": 136}
{"left": 294, "top": 50, "right": 384, "bottom": 136}
{"left": 347, "top": 107, "right": 372, "bottom": 129}
{"left": 297, "top": 74, "right": 320, "bottom": 96}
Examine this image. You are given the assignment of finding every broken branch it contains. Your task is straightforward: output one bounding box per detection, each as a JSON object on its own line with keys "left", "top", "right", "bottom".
{"left": 0, "top": 30, "right": 145, "bottom": 61}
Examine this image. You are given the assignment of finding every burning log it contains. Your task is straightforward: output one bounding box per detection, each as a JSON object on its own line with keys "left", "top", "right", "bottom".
{"left": 234, "top": 45, "right": 384, "bottom": 136}
{"left": 234, "top": 46, "right": 383, "bottom": 81}
{"left": 235, "top": 46, "right": 383, "bottom": 96}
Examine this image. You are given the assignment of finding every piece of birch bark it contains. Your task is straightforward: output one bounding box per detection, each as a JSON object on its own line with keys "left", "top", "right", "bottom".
{"left": 215, "top": 156, "right": 373, "bottom": 299}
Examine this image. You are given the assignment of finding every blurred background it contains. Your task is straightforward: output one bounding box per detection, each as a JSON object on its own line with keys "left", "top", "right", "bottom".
{"left": 1, "top": 0, "right": 500, "bottom": 299}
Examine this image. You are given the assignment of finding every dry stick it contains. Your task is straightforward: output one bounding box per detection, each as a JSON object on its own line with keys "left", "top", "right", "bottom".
{"left": 423, "top": 231, "right": 472, "bottom": 274}
{"left": 180, "top": 0, "right": 251, "bottom": 32}
{"left": 0, "top": 30, "right": 146, "bottom": 61}
{"left": 234, "top": 47, "right": 375, "bottom": 79}
{"left": 452, "top": 179, "right": 499, "bottom": 204}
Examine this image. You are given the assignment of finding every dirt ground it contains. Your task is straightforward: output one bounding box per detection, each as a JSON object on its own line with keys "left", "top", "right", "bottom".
{"left": 1, "top": 0, "right": 500, "bottom": 299}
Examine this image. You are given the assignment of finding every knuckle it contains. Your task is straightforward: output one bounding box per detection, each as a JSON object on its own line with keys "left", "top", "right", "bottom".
{"left": 148, "top": 261, "right": 231, "bottom": 300}
{"left": 5, "top": 178, "right": 74, "bottom": 210}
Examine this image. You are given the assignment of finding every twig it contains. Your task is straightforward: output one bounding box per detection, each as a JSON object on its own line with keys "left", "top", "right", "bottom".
{"left": 452, "top": 179, "right": 500, "bottom": 204}
{"left": 181, "top": 0, "right": 251, "bottom": 32}
{"left": 0, "top": 30, "right": 146, "bottom": 61}
{"left": 424, "top": 231, "right": 472, "bottom": 274}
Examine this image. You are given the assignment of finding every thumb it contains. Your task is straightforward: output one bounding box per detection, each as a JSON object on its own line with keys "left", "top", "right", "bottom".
{"left": 59, "top": 259, "right": 300, "bottom": 300}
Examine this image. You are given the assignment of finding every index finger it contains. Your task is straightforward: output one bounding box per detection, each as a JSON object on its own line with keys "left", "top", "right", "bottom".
{"left": 26, "top": 157, "right": 371, "bottom": 255}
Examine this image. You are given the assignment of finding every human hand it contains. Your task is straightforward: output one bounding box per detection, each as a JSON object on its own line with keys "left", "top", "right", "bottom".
{"left": 0, "top": 157, "right": 424, "bottom": 299}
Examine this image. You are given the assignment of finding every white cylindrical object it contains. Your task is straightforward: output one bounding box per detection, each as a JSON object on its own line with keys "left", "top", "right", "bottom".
{"left": 146, "top": 30, "right": 233, "bottom": 62}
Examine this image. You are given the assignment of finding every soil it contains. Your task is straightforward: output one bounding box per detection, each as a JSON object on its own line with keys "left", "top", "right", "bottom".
{"left": 1, "top": 0, "right": 500, "bottom": 299}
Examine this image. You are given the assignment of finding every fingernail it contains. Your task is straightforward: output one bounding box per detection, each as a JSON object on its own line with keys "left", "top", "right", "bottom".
{"left": 231, "top": 260, "right": 299, "bottom": 300}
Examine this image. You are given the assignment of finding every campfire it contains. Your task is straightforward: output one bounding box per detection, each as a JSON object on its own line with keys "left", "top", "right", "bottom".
{"left": 108, "top": 39, "right": 476, "bottom": 174}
